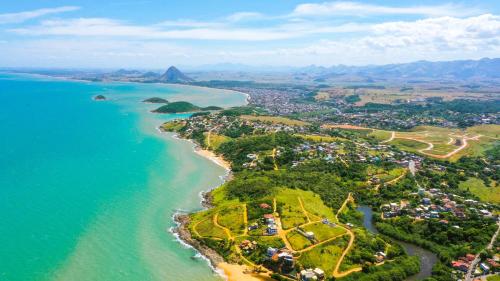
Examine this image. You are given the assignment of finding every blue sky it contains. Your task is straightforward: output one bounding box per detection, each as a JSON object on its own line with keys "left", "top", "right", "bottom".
{"left": 1, "top": 0, "right": 499, "bottom": 68}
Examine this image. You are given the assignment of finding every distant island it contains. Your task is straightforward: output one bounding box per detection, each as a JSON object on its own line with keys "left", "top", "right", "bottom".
{"left": 152, "top": 101, "right": 222, "bottom": 113}
{"left": 93, "top": 95, "right": 106, "bottom": 101}
{"left": 143, "top": 97, "right": 169, "bottom": 103}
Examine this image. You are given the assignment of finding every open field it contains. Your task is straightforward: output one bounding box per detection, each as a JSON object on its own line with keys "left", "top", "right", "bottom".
{"left": 368, "top": 130, "right": 393, "bottom": 142}
{"left": 376, "top": 168, "right": 407, "bottom": 182}
{"left": 294, "top": 190, "right": 337, "bottom": 221}
{"left": 276, "top": 190, "right": 310, "bottom": 229}
{"left": 298, "top": 237, "right": 348, "bottom": 276}
{"left": 337, "top": 87, "right": 493, "bottom": 106}
{"left": 240, "top": 115, "right": 310, "bottom": 126}
{"left": 218, "top": 205, "right": 246, "bottom": 236}
{"left": 389, "top": 138, "right": 429, "bottom": 153}
{"left": 205, "top": 132, "right": 231, "bottom": 150}
{"left": 382, "top": 125, "right": 499, "bottom": 160}
{"left": 322, "top": 124, "right": 372, "bottom": 131}
{"left": 295, "top": 134, "right": 346, "bottom": 143}
{"left": 302, "top": 223, "right": 346, "bottom": 242}
{"left": 459, "top": 178, "right": 500, "bottom": 204}
{"left": 327, "top": 124, "right": 498, "bottom": 160}
{"left": 286, "top": 230, "right": 313, "bottom": 251}
{"left": 193, "top": 217, "right": 227, "bottom": 239}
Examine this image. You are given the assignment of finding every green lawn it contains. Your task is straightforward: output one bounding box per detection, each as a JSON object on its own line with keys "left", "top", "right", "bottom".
{"left": 459, "top": 178, "right": 500, "bottom": 204}
{"left": 286, "top": 230, "right": 313, "bottom": 251}
{"left": 302, "top": 223, "right": 347, "bottom": 242}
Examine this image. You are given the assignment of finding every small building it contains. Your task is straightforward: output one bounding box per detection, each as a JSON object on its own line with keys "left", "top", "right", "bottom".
{"left": 248, "top": 222, "right": 259, "bottom": 231}
{"left": 305, "top": 231, "right": 315, "bottom": 240}
{"left": 422, "top": 198, "right": 431, "bottom": 205}
{"left": 247, "top": 154, "right": 257, "bottom": 160}
{"left": 266, "top": 247, "right": 278, "bottom": 257}
{"left": 300, "top": 269, "right": 318, "bottom": 281}
{"left": 313, "top": 268, "right": 325, "bottom": 279}
{"left": 430, "top": 211, "right": 439, "bottom": 218}
{"left": 451, "top": 261, "right": 469, "bottom": 272}
{"left": 263, "top": 214, "right": 275, "bottom": 224}
{"left": 480, "top": 263, "right": 490, "bottom": 273}
{"left": 466, "top": 254, "right": 475, "bottom": 262}
{"left": 267, "top": 224, "right": 278, "bottom": 235}
{"left": 259, "top": 203, "right": 271, "bottom": 209}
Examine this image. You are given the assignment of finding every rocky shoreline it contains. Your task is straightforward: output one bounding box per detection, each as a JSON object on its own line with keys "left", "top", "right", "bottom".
{"left": 172, "top": 190, "right": 227, "bottom": 269}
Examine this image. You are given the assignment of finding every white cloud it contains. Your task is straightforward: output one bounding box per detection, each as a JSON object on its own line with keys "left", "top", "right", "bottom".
{"left": 9, "top": 17, "right": 368, "bottom": 41}
{"left": 365, "top": 14, "right": 500, "bottom": 50}
{"left": 292, "top": 1, "right": 481, "bottom": 17}
{"left": 0, "top": 6, "right": 80, "bottom": 24}
{"left": 226, "top": 12, "right": 264, "bottom": 22}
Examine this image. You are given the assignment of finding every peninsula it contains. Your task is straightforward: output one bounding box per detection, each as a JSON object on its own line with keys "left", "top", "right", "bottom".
{"left": 152, "top": 101, "right": 222, "bottom": 114}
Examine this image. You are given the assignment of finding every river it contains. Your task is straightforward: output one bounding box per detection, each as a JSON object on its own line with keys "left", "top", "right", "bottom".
{"left": 357, "top": 205, "right": 438, "bottom": 281}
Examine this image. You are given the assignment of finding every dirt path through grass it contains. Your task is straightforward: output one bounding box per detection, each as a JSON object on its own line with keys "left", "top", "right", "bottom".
{"left": 298, "top": 197, "right": 311, "bottom": 223}
{"left": 381, "top": 131, "right": 395, "bottom": 143}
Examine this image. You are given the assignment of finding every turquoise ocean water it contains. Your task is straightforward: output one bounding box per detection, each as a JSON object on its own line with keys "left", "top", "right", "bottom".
{"left": 0, "top": 73, "right": 246, "bottom": 281}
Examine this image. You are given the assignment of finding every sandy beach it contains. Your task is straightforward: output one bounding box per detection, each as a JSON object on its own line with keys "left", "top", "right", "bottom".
{"left": 217, "top": 263, "right": 274, "bottom": 281}
{"left": 194, "top": 148, "right": 231, "bottom": 171}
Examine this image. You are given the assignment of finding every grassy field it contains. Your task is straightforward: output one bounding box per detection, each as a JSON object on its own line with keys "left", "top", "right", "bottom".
{"left": 276, "top": 189, "right": 310, "bottom": 229}
{"left": 378, "top": 125, "right": 499, "bottom": 160}
{"left": 193, "top": 217, "right": 228, "bottom": 239}
{"left": 298, "top": 237, "right": 348, "bottom": 276}
{"left": 467, "top": 124, "right": 500, "bottom": 138}
{"left": 218, "top": 205, "right": 246, "bottom": 236}
{"left": 286, "top": 230, "right": 313, "bottom": 251}
{"left": 377, "top": 168, "right": 406, "bottom": 182}
{"left": 346, "top": 88, "right": 488, "bottom": 106}
{"left": 295, "top": 134, "right": 346, "bottom": 143}
{"left": 459, "top": 178, "right": 500, "bottom": 204}
{"left": 368, "top": 130, "right": 392, "bottom": 141}
{"left": 389, "top": 138, "right": 429, "bottom": 153}
{"left": 299, "top": 191, "right": 337, "bottom": 222}
{"left": 240, "top": 115, "right": 310, "bottom": 126}
{"left": 160, "top": 120, "right": 186, "bottom": 132}
{"left": 204, "top": 133, "right": 231, "bottom": 150}
{"left": 302, "top": 223, "right": 347, "bottom": 242}
{"left": 487, "top": 274, "right": 500, "bottom": 281}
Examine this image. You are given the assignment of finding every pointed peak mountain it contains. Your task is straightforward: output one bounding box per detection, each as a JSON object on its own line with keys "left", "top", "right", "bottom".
{"left": 159, "top": 66, "right": 194, "bottom": 83}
